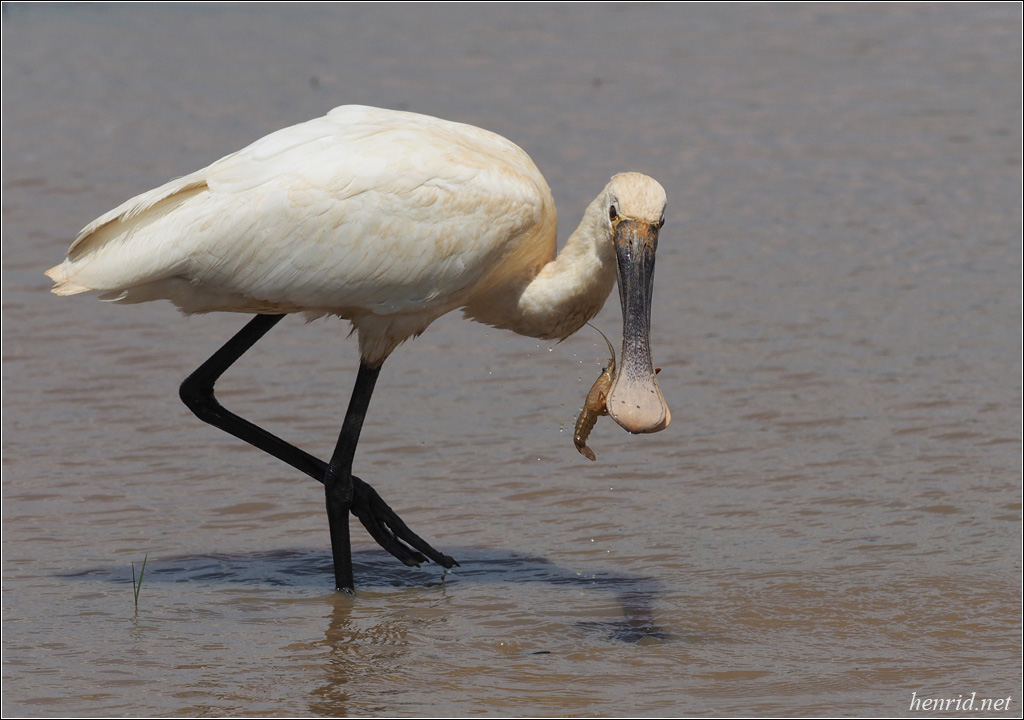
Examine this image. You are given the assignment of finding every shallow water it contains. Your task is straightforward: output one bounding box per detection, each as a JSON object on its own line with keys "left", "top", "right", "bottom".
{"left": 3, "top": 3, "right": 1021, "bottom": 716}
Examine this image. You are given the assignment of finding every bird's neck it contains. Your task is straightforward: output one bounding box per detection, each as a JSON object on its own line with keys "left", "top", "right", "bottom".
{"left": 465, "top": 194, "right": 617, "bottom": 341}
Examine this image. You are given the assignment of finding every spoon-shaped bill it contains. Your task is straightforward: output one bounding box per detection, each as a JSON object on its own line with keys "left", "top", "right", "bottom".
{"left": 607, "top": 218, "right": 671, "bottom": 434}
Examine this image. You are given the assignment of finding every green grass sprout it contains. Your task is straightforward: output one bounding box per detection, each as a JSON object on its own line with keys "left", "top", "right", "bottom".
{"left": 132, "top": 553, "right": 148, "bottom": 611}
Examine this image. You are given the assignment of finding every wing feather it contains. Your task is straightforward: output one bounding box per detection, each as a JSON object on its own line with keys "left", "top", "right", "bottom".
{"left": 48, "top": 106, "right": 552, "bottom": 321}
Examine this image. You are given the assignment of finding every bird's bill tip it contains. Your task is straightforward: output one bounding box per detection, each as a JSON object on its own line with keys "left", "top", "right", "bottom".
{"left": 608, "top": 371, "right": 671, "bottom": 434}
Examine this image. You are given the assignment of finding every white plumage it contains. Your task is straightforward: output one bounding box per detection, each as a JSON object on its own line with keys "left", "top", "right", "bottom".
{"left": 50, "top": 108, "right": 553, "bottom": 362}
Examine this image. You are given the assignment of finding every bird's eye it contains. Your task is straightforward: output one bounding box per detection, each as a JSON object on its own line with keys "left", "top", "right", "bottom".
{"left": 609, "top": 205, "right": 618, "bottom": 221}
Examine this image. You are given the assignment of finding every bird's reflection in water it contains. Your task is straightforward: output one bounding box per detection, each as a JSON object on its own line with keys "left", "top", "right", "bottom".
{"left": 307, "top": 551, "right": 668, "bottom": 712}
{"left": 58, "top": 547, "right": 668, "bottom": 714}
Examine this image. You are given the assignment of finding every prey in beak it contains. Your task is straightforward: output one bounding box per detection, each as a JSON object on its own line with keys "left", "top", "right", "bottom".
{"left": 606, "top": 215, "right": 671, "bottom": 434}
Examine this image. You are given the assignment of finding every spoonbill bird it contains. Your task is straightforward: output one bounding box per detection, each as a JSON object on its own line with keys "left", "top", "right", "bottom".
{"left": 46, "top": 105, "right": 671, "bottom": 592}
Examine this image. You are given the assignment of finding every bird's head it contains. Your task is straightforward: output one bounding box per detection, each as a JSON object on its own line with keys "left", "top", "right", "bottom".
{"left": 602, "top": 173, "right": 671, "bottom": 435}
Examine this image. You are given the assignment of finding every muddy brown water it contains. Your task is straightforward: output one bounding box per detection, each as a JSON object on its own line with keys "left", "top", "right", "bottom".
{"left": 3, "top": 4, "right": 1020, "bottom": 716}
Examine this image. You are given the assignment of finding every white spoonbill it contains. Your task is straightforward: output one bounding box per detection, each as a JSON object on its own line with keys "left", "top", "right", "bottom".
{"left": 46, "top": 105, "right": 671, "bottom": 592}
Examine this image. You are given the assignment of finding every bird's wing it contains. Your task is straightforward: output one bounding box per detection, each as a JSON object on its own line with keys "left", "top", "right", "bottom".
{"left": 53, "top": 107, "right": 554, "bottom": 316}
{"left": 194, "top": 107, "right": 552, "bottom": 313}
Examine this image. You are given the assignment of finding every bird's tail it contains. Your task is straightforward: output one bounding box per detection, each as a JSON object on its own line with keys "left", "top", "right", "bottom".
{"left": 45, "top": 174, "right": 208, "bottom": 300}
{"left": 44, "top": 263, "right": 93, "bottom": 295}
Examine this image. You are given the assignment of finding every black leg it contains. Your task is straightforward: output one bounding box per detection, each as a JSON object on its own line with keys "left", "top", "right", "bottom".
{"left": 324, "top": 361, "right": 378, "bottom": 592}
{"left": 179, "top": 314, "right": 458, "bottom": 591}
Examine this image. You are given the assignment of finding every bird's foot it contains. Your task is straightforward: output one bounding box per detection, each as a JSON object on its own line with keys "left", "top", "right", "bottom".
{"left": 350, "top": 476, "right": 459, "bottom": 570}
